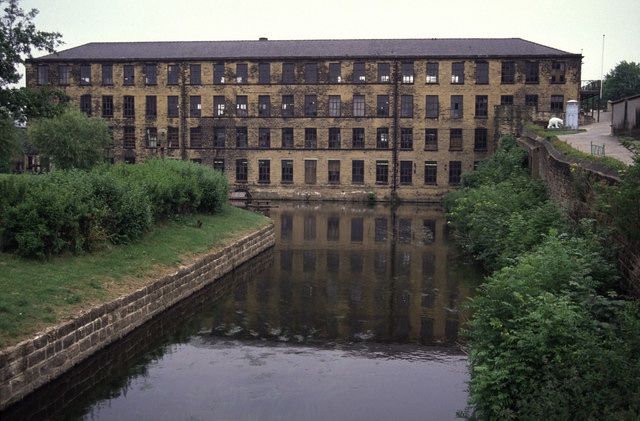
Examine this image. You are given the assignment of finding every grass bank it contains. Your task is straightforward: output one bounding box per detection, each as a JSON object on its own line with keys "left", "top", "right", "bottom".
{"left": 0, "top": 205, "right": 269, "bottom": 347}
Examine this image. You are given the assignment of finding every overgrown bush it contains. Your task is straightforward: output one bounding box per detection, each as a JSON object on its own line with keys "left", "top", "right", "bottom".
{"left": 0, "top": 159, "right": 228, "bottom": 258}
{"left": 601, "top": 156, "right": 640, "bottom": 245}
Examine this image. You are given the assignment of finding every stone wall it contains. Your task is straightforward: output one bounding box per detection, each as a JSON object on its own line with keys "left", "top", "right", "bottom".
{"left": 518, "top": 131, "right": 640, "bottom": 296}
{"left": 0, "top": 224, "right": 275, "bottom": 410}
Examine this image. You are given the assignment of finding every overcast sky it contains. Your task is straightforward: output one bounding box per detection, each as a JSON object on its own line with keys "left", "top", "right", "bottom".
{"left": 21, "top": 0, "right": 640, "bottom": 81}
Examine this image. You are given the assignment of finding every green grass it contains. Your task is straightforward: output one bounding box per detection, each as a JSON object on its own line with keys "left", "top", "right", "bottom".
{"left": 525, "top": 124, "right": 627, "bottom": 173}
{"left": 619, "top": 136, "right": 640, "bottom": 155}
{"left": 0, "top": 205, "right": 269, "bottom": 347}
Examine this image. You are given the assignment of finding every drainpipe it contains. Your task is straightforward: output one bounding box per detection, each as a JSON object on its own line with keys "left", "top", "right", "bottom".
{"left": 391, "top": 61, "right": 399, "bottom": 203}
{"left": 180, "top": 62, "right": 188, "bottom": 161}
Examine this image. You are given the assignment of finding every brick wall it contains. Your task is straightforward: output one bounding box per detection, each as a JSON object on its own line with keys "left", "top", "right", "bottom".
{"left": 0, "top": 224, "right": 275, "bottom": 410}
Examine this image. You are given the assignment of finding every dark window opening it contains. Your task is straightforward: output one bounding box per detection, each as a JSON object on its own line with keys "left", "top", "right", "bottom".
{"left": 236, "top": 159, "right": 248, "bottom": 182}
{"left": 400, "top": 128, "right": 413, "bottom": 150}
{"left": 426, "top": 62, "right": 439, "bottom": 84}
{"left": 328, "top": 160, "right": 340, "bottom": 184}
{"left": 378, "top": 63, "right": 390, "bottom": 82}
{"left": 213, "top": 127, "right": 226, "bottom": 148}
{"left": 168, "top": 96, "right": 179, "bottom": 118}
{"left": 79, "top": 64, "right": 91, "bottom": 85}
{"left": 145, "top": 96, "right": 157, "bottom": 118}
{"left": 400, "top": 95, "right": 413, "bottom": 117}
{"left": 352, "top": 160, "right": 364, "bottom": 183}
{"left": 236, "top": 95, "right": 248, "bottom": 117}
{"left": 123, "top": 65, "right": 134, "bottom": 85}
{"left": 425, "top": 161, "right": 437, "bottom": 185}
{"left": 305, "top": 160, "right": 317, "bottom": 184}
{"left": 259, "top": 128, "right": 271, "bottom": 148}
{"left": 352, "top": 128, "right": 365, "bottom": 149}
{"left": 123, "top": 126, "right": 136, "bottom": 149}
{"left": 449, "top": 161, "right": 462, "bottom": 185}
{"left": 282, "top": 95, "right": 294, "bottom": 117}
{"left": 259, "top": 95, "right": 271, "bottom": 117}
{"left": 426, "top": 95, "right": 439, "bottom": 118}
{"left": 259, "top": 62, "right": 271, "bottom": 84}
{"left": 450, "top": 128, "right": 463, "bottom": 151}
{"left": 281, "top": 160, "right": 293, "bottom": 184}
{"left": 190, "top": 95, "right": 201, "bottom": 117}
{"left": 329, "top": 63, "right": 341, "bottom": 83}
{"left": 304, "top": 128, "right": 317, "bottom": 148}
{"left": 474, "top": 128, "right": 488, "bottom": 151}
{"left": 80, "top": 94, "right": 92, "bottom": 116}
{"left": 101, "top": 96, "right": 113, "bottom": 118}
{"left": 189, "top": 127, "right": 202, "bottom": 148}
{"left": 102, "top": 64, "right": 113, "bottom": 85}
{"left": 451, "top": 62, "right": 465, "bottom": 84}
{"left": 425, "top": 129, "right": 438, "bottom": 150}
{"left": 501, "top": 61, "right": 515, "bottom": 84}
{"left": 401, "top": 62, "right": 414, "bottom": 83}
{"left": 236, "top": 127, "right": 248, "bottom": 148}
{"left": 451, "top": 95, "right": 463, "bottom": 119}
{"left": 214, "top": 62, "right": 225, "bottom": 84}
{"left": 353, "top": 62, "right": 366, "bottom": 83}
{"left": 376, "top": 127, "right": 389, "bottom": 149}
{"left": 258, "top": 160, "right": 270, "bottom": 184}
{"left": 328, "top": 128, "right": 341, "bottom": 149}
{"left": 400, "top": 161, "right": 413, "bottom": 185}
{"left": 282, "top": 62, "right": 295, "bottom": 83}
{"left": 525, "top": 61, "right": 539, "bottom": 83}
{"left": 377, "top": 95, "right": 389, "bottom": 117}
{"left": 305, "top": 63, "right": 318, "bottom": 83}
{"left": 123, "top": 96, "right": 135, "bottom": 119}
{"left": 475, "top": 95, "right": 488, "bottom": 118}
{"left": 376, "top": 161, "right": 389, "bottom": 184}
{"left": 236, "top": 63, "right": 248, "bottom": 83}
{"left": 167, "top": 127, "right": 179, "bottom": 148}
{"left": 475, "top": 61, "right": 488, "bottom": 84}
{"left": 304, "top": 95, "right": 317, "bottom": 116}
{"left": 144, "top": 63, "right": 157, "bottom": 85}
{"left": 282, "top": 128, "right": 293, "bottom": 148}
{"left": 167, "top": 64, "right": 179, "bottom": 85}
{"left": 189, "top": 64, "right": 201, "bottom": 85}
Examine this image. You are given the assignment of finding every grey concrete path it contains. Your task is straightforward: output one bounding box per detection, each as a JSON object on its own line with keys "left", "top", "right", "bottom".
{"left": 557, "top": 112, "right": 635, "bottom": 165}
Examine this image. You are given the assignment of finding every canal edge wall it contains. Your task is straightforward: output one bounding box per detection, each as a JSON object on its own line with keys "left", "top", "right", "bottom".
{"left": 517, "top": 129, "right": 640, "bottom": 297}
{"left": 0, "top": 223, "right": 275, "bottom": 410}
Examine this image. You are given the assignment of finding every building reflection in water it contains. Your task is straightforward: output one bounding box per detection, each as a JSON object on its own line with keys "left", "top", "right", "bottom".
{"left": 209, "top": 202, "right": 474, "bottom": 346}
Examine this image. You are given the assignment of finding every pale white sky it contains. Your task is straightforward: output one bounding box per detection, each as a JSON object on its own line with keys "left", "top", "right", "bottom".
{"left": 21, "top": 0, "right": 640, "bottom": 81}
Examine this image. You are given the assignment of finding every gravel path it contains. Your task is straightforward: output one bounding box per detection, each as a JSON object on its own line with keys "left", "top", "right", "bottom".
{"left": 557, "top": 112, "right": 635, "bottom": 165}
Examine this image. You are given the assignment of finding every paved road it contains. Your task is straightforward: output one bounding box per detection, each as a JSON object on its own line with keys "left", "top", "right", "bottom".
{"left": 557, "top": 111, "right": 635, "bottom": 165}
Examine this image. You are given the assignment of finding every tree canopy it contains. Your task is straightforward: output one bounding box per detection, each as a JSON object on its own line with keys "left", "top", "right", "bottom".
{"left": 28, "top": 109, "right": 112, "bottom": 170}
{"left": 603, "top": 61, "right": 640, "bottom": 102}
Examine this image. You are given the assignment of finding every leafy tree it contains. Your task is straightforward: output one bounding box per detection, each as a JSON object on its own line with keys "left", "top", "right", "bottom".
{"left": 28, "top": 109, "right": 112, "bottom": 170}
{"left": 0, "top": 114, "right": 18, "bottom": 171}
{"left": 602, "top": 61, "right": 640, "bottom": 102}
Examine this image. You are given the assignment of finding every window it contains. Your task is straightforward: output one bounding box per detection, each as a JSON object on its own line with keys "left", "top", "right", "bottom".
{"left": 377, "top": 95, "right": 389, "bottom": 117}
{"left": 80, "top": 94, "right": 92, "bottom": 115}
{"left": 551, "top": 95, "right": 564, "bottom": 112}
{"left": 281, "top": 160, "right": 293, "bottom": 183}
{"left": 475, "top": 95, "right": 488, "bottom": 118}
{"left": 282, "top": 95, "right": 294, "bottom": 117}
{"left": 376, "top": 128, "right": 389, "bottom": 149}
{"left": 425, "top": 161, "right": 437, "bottom": 185}
{"left": 328, "top": 160, "right": 340, "bottom": 184}
{"left": 305, "top": 128, "right": 317, "bottom": 148}
{"left": 400, "top": 95, "right": 413, "bottom": 117}
{"left": 500, "top": 95, "right": 514, "bottom": 105}
{"left": 449, "top": 161, "right": 462, "bottom": 185}
{"left": 102, "top": 64, "right": 113, "bottom": 85}
{"left": 236, "top": 96, "right": 248, "bottom": 117}
{"left": 376, "top": 161, "right": 389, "bottom": 184}
{"left": 525, "top": 61, "right": 539, "bottom": 83}
{"left": 167, "top": 96, "right": 179, "bottom": 117}
{"left": 236, "top": 159, "right": 248, "bottom": 182}
{"left": 281, "top": 128, "right": 293, "bottom": 148}
{"left": 328, "top": 96, "right": 341, "bottom": 117}
{"left": 425, "top": 129, "right": 438, "bottom": 150}
{"left": 167, "top": 64, "right": 179, "bottom": 85}
{"left": 426, "top": 95, "right": 439, "bottom": 118}
{"left": 378, "top": 63, "right": 390, "bottom": 82}
{"left": 353, "top": 62, "right": 366, "bottom": 83}
{"left": 146, "top": 127, "right": 158, "bottom": 148}
{"left": 451, "top": 95, "right": 463, "bottom": 119}
{"left": 353, "top": 95, "right": 365, "bottom": 117}
{"left": 525, "top": 94, "right": 539, "bottom": 109}
{"left": 213, "top": 159, "right": 225, "bottom": 173}
{"left": 214, "top": 62, "right": 225, "bottom": 84}
{"left": 123, "top": 65, "right": 134, "bottom": 85}
{"left": 258, "top": 128, "right": 270, "bottom": 148}
{"left": 258, "top": 159, "right": 271, "bottom": 184}
{"left": 450, "top": 128, "right": 463, "bottom": 151}
{"left": 352, "top": 160, "right": 364, "bottom": 183}
{"left": 190, "top": 95, "right": 201, "bottom": 117}
{"left": 79, "top": 64, "right": 91, "bottom": 85}
{"left": 236, "top": 127, "right": 248, "bottom": 148}
{"left": 451, "top": 62, "right": 465, "bottom": 84}
{"left": 474, "top": 128, "right": 488, "bottom": 151}
{"left": 167, "top": 127, "right": 179, "bottom": 148}
{"left": 304, "top": 160, "right": 317, "bottom": 184}
{"left": 400, "top": 161, "right": 413, "bottom": 185}
{"left": 258, "top": 95, "right": 271, "bottom": 117}
{"left": 123, "top": 96, "right": 135, "bottom": 119}
{"left": 123, "top": 126, "right": 136, "bottom": 149}
{"left": 327, "top": 217, "right": 339, "bottom": 241}
{"left": 37, "top": 64, "right": 48, "bottom": 85}
{"left": 400, "top": 128, "right": 413, "bottom": 150}
{"left": 475, "top": 61, "right": 488, "bottom": 84}
{"left": 144, "top": 63, "right": 157, "bottom": 85}
{"left": 501, "top": 61, "right": 515, "bottom": 84}
{"left": 550, "top": 61, "right": 566, "bottom": 84}
{"left": 352, "top": 128, "right": 365, "bottom": 149}
{"left": 329, "top": 63, "right": 341, "bottom": 83}
{"left": 190, "top": 127, "right": 202, "bottom": 148}
{"left": 145, "top": 96, "right": 157, "bottom": 118}
{"left": 328, "top": 128, "right": 341, "bottom": 149}
{"left": 58, "top": 65, "right": 70, "bottom": 85}
{"left": 304, "top": 95, "right": 317, "bottom": 116}
{"left": 426, "top": 62, "right": 439, "bottom": 83}
{"left": 214, "top": 96, "right": 226, "bottom": 116}
{"left": 282, "top": 62, "right": 295, "bottom": 83}
{"left": 101, "top": 96, "right": 113, "bottom": 118}
{"left": 304, "top": 63, "right": 318, "bottom": 83}
{"left": 213, "top": 127, "right": 226, "bottom": 148}
{"left": 401, "top": 62, "right": 414, "bottom": 83}
{"left": 189, "top": 64, "right": 201, "bottom": 85}
{"left": 258, "top": 62, "right": 270, "bottom": 84}
{"left": 236, "top": 63, "right": 248, "bottom": 83}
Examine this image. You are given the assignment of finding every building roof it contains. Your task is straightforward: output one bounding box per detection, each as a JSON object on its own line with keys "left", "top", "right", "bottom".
{"left": 30, "top": 38, "right": 580, "bottom": 62}
{"left": 610, "top": 93, "right": 640, "bottom": 104}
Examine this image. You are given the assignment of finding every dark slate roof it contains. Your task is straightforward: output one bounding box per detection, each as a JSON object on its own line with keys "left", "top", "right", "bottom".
{"left": 30, "top": 38, "right": 579, "bottom": 62}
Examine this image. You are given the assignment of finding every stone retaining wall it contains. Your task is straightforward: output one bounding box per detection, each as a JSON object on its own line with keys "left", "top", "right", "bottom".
{"left": 0, "top": 223, "right": 275, "bottom": 410}
{"left": 518, "top": 131, "right": 640, "bottom": 297}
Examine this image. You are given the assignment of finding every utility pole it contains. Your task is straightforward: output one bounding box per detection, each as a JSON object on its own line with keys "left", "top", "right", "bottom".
{"left": 598, "top": 34, "right": 605, "bottom": 122}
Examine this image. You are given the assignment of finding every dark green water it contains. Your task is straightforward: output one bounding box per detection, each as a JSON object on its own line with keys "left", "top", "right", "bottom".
{"left": 2, "top": 202, "right": 481, "bottom": 421}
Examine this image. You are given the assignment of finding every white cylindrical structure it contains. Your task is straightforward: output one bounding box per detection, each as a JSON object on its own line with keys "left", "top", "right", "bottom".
{"left": 566, "top": 100, "right": 579, "bottom": 130}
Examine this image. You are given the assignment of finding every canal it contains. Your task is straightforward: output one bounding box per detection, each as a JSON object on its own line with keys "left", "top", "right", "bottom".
{"left": 2, "top": 202, "right": 481, "bottom": 420}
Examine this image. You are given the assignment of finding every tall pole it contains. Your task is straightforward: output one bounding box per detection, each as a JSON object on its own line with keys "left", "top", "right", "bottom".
{"left": 598, "top": 34, "right": 605, "bottom": 122}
